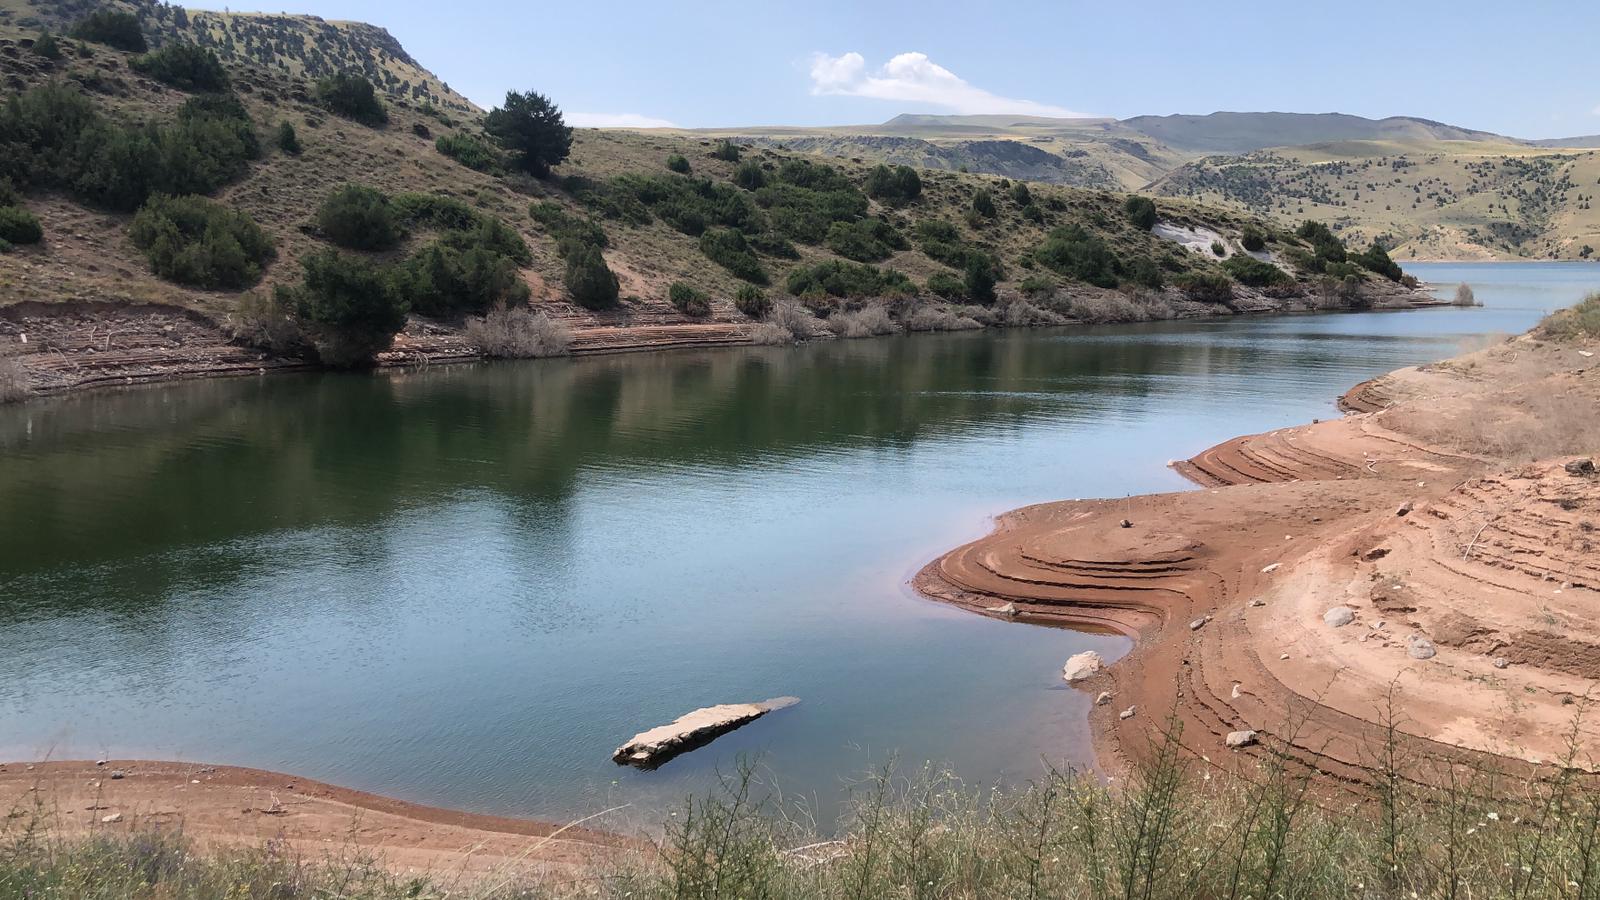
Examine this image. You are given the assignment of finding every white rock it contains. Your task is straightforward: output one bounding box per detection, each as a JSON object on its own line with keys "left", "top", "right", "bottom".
{"left": 1189, "top": 615, "right": 1210, "bottom": 631}
{"left": 100, "top": 813, "right": 122, "bottom": 824}
{"left": 1062, "top": 651, "right": 1105, "bottom": 683}
{"left": 1119, "top": 706, "right": 1137, "bottom": 720}
{"left": 1225, "top": 730, "right": 1258, "bottom": 748}
{"left": 1492, "top": 657, "right": 1509, "bottom": 669}
{"left": 1231, "top": 684, "right": 1243, "bottom": 699}
{"left": 1323, "top": 606, "right": 1356, "bottom": 627}
{"left": 1408, "top": 637, "right": 1437, "bottom": 660}
{"left": 1248, "top": 598, "right": 1266, "bottom": 607}
{"left": 989, "top": 602, "right": 1017, "bottom": 617}
{"left": 1095, "top": 691, "right": 1112, "bottom": 706}
{"left": 1261, "top": 563, "right": 1281, "bottom": 574}
{"left": 1280, "top": 653, "right": 1290, "bottom": 660}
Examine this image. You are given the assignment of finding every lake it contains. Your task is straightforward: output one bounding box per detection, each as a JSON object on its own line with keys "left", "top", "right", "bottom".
{"left": 1, "top": 261, "right": 1593, "bottom": 827}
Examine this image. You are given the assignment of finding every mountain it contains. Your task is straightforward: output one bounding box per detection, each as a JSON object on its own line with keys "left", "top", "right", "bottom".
{"left": 1118, "top": 112, "right": 1513, "bottom": 155}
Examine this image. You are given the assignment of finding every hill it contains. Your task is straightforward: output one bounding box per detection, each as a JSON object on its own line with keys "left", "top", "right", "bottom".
{"left": 1118, "top": 111, "right": 1513, "bottom": 154}
{"left": 0, "top": 0, "right": 1427, "bottom": 398}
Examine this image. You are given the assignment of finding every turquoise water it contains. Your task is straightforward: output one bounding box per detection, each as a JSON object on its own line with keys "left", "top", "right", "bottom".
{"left": 0, "top": 261, "right": 1593, "bottom": 826}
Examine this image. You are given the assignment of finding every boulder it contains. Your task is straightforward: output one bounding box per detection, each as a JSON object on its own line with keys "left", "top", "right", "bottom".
{"left": 613, "top": 697, "right": 799, "bottom": 769}
{"left": 1095, "top": 691, "right": 1112, "bottom": 706}
{"left": 1408, "top": 637, "right": 1437, "bottom": 660}
{"left": 1225, "top": 730, "right": 1258, "bottom": 748}
{"left": 1492, "top": 657, "right": 1510, "bottom": 669}
{"left": 1189, "top": 615, "right": 1211, "bottom": 631}
{"left": 1323, "top": 606, "right": 1356, "bottom": 628}
{"left": 1062, "top": 651, "right": 1104, "bottom": 683}
{"left": 1119, "top": 706, "right": 1137, "bottom": 720}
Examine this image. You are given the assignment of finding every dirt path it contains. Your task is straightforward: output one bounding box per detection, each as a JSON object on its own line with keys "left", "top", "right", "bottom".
{"left": 916, "top": 332, "right": 1600, "bottom": 788}
{"left": 0, "top": 760, "right": 637, "bottom": 881}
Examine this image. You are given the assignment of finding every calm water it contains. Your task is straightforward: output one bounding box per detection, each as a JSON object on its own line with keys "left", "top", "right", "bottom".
{"left": 1, "top": 262, "right": 1593, "bottom": 826}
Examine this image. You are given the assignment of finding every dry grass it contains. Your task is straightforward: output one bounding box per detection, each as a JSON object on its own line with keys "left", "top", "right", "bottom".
{"left": 226, "top": 291, "right": 309, "bottom": 357}
{"left": 768, "top": 300, "right": 826, "bottom": 341}
{"left": 465, "top": 305, "right": 572, "bottom": 358}
{"left": 905, "top": 304, "right": 983, "bottom": 332}
{"left": 1538, "top": 292, "right": 1600, "bottom": 341}
{"left": 1393, "top": 383, "right": 1600, "bottom": 462}
{"left": 826, "top": 302, "right": 897, "bottom": 339}
{"left": 1059, "top": 291, "right": 1167, "bottom": 324}
{"left": 0, "top": 351, "right": 28, "bottom": 403}
{"left": 1454, "top": 282, "right": 1480, "bottom": 307}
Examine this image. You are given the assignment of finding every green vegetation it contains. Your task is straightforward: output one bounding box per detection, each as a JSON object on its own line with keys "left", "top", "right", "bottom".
{"left": 131, "top": 43, "right": 229, "bottom": 92}
{"left": 316, "top": 73, "right": 388, "bottom": 127}
{"left": 277, "top": 249, "right": 407, "bottom": 366}
{"left": 1240, "top": 223, "right": 1267, "bottom": 251}
{"left": 317, "top": 184, "right": 402, "bottom": 251}
{"left": 785, "top": 259, "right": 913, "bottom": 299}
{"left": 1537, "top": 292, "right": 1600, "bottom": 340}
{"left": 668, "top": 281, "right": 711, "bottom": 317}
{"left": 563, "top": 243, "right": 619, "bottom": 309}
{"left": 275, "top": 121, "right": 301, "bottom": 155}
{"left": 711, "top": 140, "right": 742, "bottom": 162}
{"left": 1035, "top": 224, "right": 1120, "bottom": 288}
{"left": 69, "top": 9, "right": 145, "bottom": 52}
{"left": 1354, "top": 242, "right": 1402, "bottom": 280}
{"left": 666, "top": 153, "right": 691, "bottom": 174}
{"left": 435, "top": 132, "right": 502, "bottom": 173}
{"left": 129, "top": 194, "right": 275, "bottom": 288}
{"left": 401, "top": 240, "right": 529, "bottom": 317}
{"left": 1124, "top": 194, "right": 1158, "bottom": 229}
{"left": 824, "top": 217, "right": 906, "bottom": 262}
{"left": 0, "top": 205, "right": 43, "bottom": 246}
{"left": 733, "top": 161, "right": 766, "bottom": 191}
{"left": 863, "top": 164, "right": 922, "bottom": 205}
{"left": 1174, "top": 269, "right": 1235, "bottom": 302}
{"left": 963, "top": 256, "right": 997, "bottom": 304}
{"left": 530, "top": 201, "right": 608, "bottom": 250}
{"left": 1220, "top": 253, "right": 1293, "bottom": 288}
{"left": 970, "top": 188, "right": 996, "bottom": 218}
{"left": 485, "top": 90, "right": 572, "bottom": 178}
{"left": 734, "top": 283, "right": 770, "bottom": 318}
{"left": 926, "top": 271, "right": 964, "bottom": 299}
{"left": 698, "top": 228, "right": 768, "bottom": 284}
{"left": 30, "top": 31, "right": 62, "bottom": 60}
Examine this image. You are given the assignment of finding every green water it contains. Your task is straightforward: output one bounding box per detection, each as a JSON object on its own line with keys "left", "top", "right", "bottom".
{"left": 0, "top": 262, "right": 1593, "bottom": 825}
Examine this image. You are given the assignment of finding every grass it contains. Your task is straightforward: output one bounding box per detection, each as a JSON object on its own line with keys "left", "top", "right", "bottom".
{"left": 0, "top": 350, "right": 27, "bottom": 402}
{"left": 1538, "top": 292, "right": 1600, "bottom": 340}
{"left": 14, "top": 716, "right": 1600, "bottom": 898}
{"left": 465, "top": 304, "right": 572, "bottom": 358}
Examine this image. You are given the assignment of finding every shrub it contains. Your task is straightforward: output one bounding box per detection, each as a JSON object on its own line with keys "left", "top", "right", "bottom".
{"left": 316, "top": 73, "right": 387, "bottom": 127}
{"left": 698, "top": 228, "right": 767, "bottom": 284}
{"left": 1354, "top": 242, "right": 1403, "bottom": 281}
{"left": 964, "top": 256, "right": 997, "bottom": 305}
{"left": 439, "top": 216, "right": 531, "bottom": 266}
{"left": 130, "top": 43, "right": 228, "bottom": 91}
{"left": 0, "top": 206, "right": 43, "bottom": 245}
{"left": 745, "top": 230, "right": 797, "bottom": 259}
{"left": 1240, "top": 224, "right": 1267, "bottom": 252}
{"left": 412, "top": 122, "right": 431, "bottom": 139}
{"left": 465, "top": 305, "right": 571, "bottom": 358}
{"left": 734, "top": 283, "right": 770, "bottom": 318}
{"left": 275, "top": 121, "right": 301, "bottom": 154}
{"left": 1210, "top": 240, "right": 1226, "bottom": 256}
{"left": 1174, "top": 269, "right": 1234, "bottom": 302}
{"left": 971, "top": 189, "right": 996, "bottom": 218}
{"left": 710, "top": 140, "right": 741, "bottom": 162}
{"left": 1125, "top": 255, "right": 1164, "bottom": 289}
{"left": 317, "top": 184, "right": 402, "bottom": 251}
{"left": 828, "top": 302, "right": 897, "bottom": 338}
{"left": 1019, "top": 273, "right": 1056, "bottom": 296}
{"left": 1036, "top": 224, "right": 1120, "bottom": 288}
{"left": 129, "top": 194, "right": 274, "bottom": 288}
{"left": 395, "top": 193, "right": 488, "bottom": 233}
{"left": 1021, "top": 203, "right": 1044, "bottom": 223}
{"left": 1221, "top": 254, "right": 1293, "bottom": 288}
{"left": 402, "top": 241, "right": 530, "bottom": 317}
{"left": 70, "top": 10, "right": 145, "bottom": 52}
{"left": 1124, "top": 195, "right": 1157, "bottom": 229}
{"left": 228, "top": 289, "right": 308, "bottom": 356}
{"left": 613, "top": 173, "right": 761, "bottom": 237}
{"left": 436, "top": 133, "right": 502, "bottom": 172}
{"left": 31, "top": 31, "right": 62, "bottom": 60}
{"left": 563, "top": 243, "right": 619, "bottom": 309}
{"left": 1296, "top": 219, "right": 1347, "bottom": 264}
{"left": 732, "top": 161, "right": 766, "bottom": 190}
{"left": 906, "top": 305, "right": 982, "bottom": 331}
{"left": 666, "top": 153, "right": 691, "bottom": 174}
{"left": 530, "top": 201, "right": 608, "bottom": 249}
{"left": 824, "top": 217, "right": 906, "bottom": 262}
{"left": 926, "top": 271, "right": 964, "bottom": 299}
{"left": 1536, "top": 293, "right": 1600, "bottom": 340}
{"left": 279, "top": 249, "right": 408, "bottom": 366}
{"left": 864, "top": 164, "right": 922, "bottom": 205}
{"left": 785, "top": 260, "right": 913, "bottom": 299}
{"left": 669, "top": 281, "right": 711, "bottom": 317}
{"left": 485, "top": 90, "right": 571, "bottom": 178}
{"left": 0, "top": 352, "right": 28, "bottom": 403}
{"left": 1453, "top": 283, "right": 1479, "bottom": 307}
{"left": 1009, "top": 181, "right": 1032, "bottom": 206}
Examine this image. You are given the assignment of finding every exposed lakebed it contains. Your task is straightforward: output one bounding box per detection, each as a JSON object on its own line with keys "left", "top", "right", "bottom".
{"left": 1, "top": 262, "right": 1593, "bottom": 825}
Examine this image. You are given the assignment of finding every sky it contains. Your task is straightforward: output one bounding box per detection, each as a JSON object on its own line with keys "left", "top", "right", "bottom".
{"left": 194, "top": 0, "right": 1600, "bottom": 139}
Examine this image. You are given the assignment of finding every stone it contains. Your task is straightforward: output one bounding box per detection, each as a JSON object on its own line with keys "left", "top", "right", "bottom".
{"left": 1225, "top": 730, "right": 1258, "bottom": 748}
{"left": 1566, "top": 458, "right": 1596, "bottom": 477}
{"left": 1396, "top": 501, "right": 1414, "bottom": 517}
{"left": 1407, "top": 636, "right": 1437, "bottom": 660}
{"left": 1280, "top": 653, "right": 1290, "bottom": 660}
{"left": 100, "top": 813, "right": 121, "bottom": 824}
{"left": 613, "top": 697, "right": 799, "bottom": 769}
{"left": 1119, "top": 706, "right": 1137, "bottom": 720}
{"left": 1261, "top": 563, "right": 1281, "bottom": 574}
{"left": 1119, "top": 518, "right": 1133, "bottom": 529}
{"left": 1492, "top": 657, "right": 1510, "bottom": 669}
{"left": 1189, "top": 615, "right": 1211, "bottom": 631}
{"left": 1323, "top": 606, "right": 1356, "bottom": 627}
{"left": 109, "top": 770, "right": 125, "bottom": 780}
{"left": 1231, "top": 683, "right": 1243, "bottom": 699}
{"left": 988, "top": 602, "right": 1017, "bottom": 617}
{"left": 1363, "top": 547, "right": 1391, "bottom": 561}
{"left": 1062, "top": 651, "right": 1105, "bottom": 683}
{"left": 1095, "top": 691, "right": 1112, "bottom": 706}
{"left": 1248, "top": 598, "right": 1266, "bottom": 607}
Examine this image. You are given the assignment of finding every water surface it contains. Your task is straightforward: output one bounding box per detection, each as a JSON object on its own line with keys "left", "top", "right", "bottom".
{"left": 1, "top": 261, "right": 1592, "bottom": 824}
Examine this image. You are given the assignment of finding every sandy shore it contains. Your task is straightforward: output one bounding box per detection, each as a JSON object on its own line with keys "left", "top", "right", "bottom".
{"left": 916, "top": 329, "right": 1600, "bottom": 787}
{"left": 0, "top": 760, "right": 635, "bottom": 880}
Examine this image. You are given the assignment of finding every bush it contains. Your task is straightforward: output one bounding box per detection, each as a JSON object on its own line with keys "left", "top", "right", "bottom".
{"left": 412, "top": 122, "right": 431, "bottom": 139}
{"left": 785, "top": 260, "right": 913, "bottom": 299}
{"left": 485, "top": 90, "right": 571, "bottom": 178}
{"left": 732, "top": 161, "right": 766, "bottom": 190}
{"left": 666, "top": 153, "right": 691, "bottom": 174}
{"left": 734, "top": 283, "right": 770, "bottom": 318}
{"left": 1125, "top": 255, "right": 1164, "bottom": 289}
{"left": 317, "top": 184, "right": 402, "bottom": 251}
{"left": 129, "top": 194, "right": 275, "bottom": 288}
{"left": 828, "top": 302, "right": 897, "bottom": 338}
{"left": 1019, "top": 273, "right": 1056, "bottom": 296}
{"left": 1021, "top": 203, "right": 1044, "bottom": 223}
{"left": 1124, "top": 195, "right": 1157, "bottom": 230}
{"left": 563, "top": 243, "right": 619, "bottom": 309}
{"left": 70, "top": 10, "right": 145, "bottom": 52}
{"left": 131, "top": 43, "right": 228, "bottom": 92}
{"left": 1009, "top": 181, "right": 1032, "bottom": 206}
{"left": 1221, "top": 254, "right": 1293, "bottom": 288}
{"left": 0, "top": 206, "right": 43, "bottom": 245}
{"left": 1354, "top": 242, "right": 1403, "bottom": 281}
{"left": 1453, "top": 283, "right": 1479, "bottom": 307}
{"left": 971, "top": 189, "right": 996, "bottom": 218}
{"left": 698, "top": 228, "right": 768, "bottom": 284}
{"left": 613, "top": 173, "right": 762, "bottom": 237}
{"left": 1240, "top": 224, "right": 1267, "bottom": 252}
{"left": 275, "top": 121, "right": 301, "bottom": 154}
{"left": 436, "top": 133, "right": 502, "bottom": 172}
{"left": 964, "top": 256, "right": 997, "bottom": 305}
{"left": 906, "top": 305, "right": 982, "bottom": 332}
{"left": 864, "top": 164, "right": 922, "bottom": 205}
{"left": 1036, "top": 224, "right": 1120, "bottom": 288}
{"left": 530, "top": 201, "right": 607, "bottom": 249}
{"left": 926, "top": 271, "right": 964, "bottom": 299}
{"left": 280, "top": 249, "right": 408, "bottom": 366}
{"left": 228, "top": 289, "right": 308, "bottom": 356}
{"left": 402, "top": 241, "right": 529, "bottom": 318}
{"left": 1536, "top": 293, "right": 1600, "bottom": 340}
{"left": 711, "top": 140, "right": 741, "bottom": 162}
{"left": 668, "top": 281, "right": 711, "bottom": 317}
{"left": 31, "top": 31, "right": 62, "bottom": 60}
{"left": 1174, "top": 269, "right": 1234, "bottom": 302}
{"left": 465, "top": 305, "right": 571, "bottom": 358}
{"left": 1296, "top": 219, "right": 1347, "bottom": 264}
{"left": 316, "top": 74, "right": 387, "bottom": 127}
{"left": 438, "top": 216, "right": 531, "bottom": 266}
{"left": 824, "top": 217, "right": 906, "bottom": 262}
{"left": 0, "top": 352, "right": 29, "bottom": 403}
{"left": 1210, "top": 240, "right": 1226, "bottom": 256}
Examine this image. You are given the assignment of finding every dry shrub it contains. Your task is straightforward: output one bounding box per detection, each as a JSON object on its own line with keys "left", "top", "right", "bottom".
{"left": 954, "top": 304, "right": 999, "bottom": 326}
{"left": 905, "top": 304, "right": 982, "bottom": 332}
{"left": 0, "top": 351, "right": 29, "bottom": 403}
{"left": 997, "top": 296, "right": 1066, "bottom": 327}
{"left": 1453, "top": 283, "right": 1480, "bottom": 307}
{"left": 465, "top": 304, "right": 571, "bottom": 358}
{"left": 227, "top": 291, "right": 309, "bottom": 356}
{"left": 1393, "top": 387, "right": 1600, "bottom": 462}
{"left": 1063, "top": 292, "right": 1156, "bottom": 324}
{"left": 748, "top": 322, "right": 796, "bottom": 346}
{"left": 1537, "top": 293, "right": 1600, "bottom": 341}
{"left": 828, "top": 302, "right": 897, "bottom": 339}
{"left": 769, "top": 300, "right": 825, "bottom": 341}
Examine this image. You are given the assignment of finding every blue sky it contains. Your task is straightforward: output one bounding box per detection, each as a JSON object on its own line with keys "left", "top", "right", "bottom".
{"left": 197, "top": 0, "right": 1599, "bottom": 138}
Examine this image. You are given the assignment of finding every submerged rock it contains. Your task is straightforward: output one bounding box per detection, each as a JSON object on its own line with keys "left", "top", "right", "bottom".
{"left": 1062, "top": 651, "right": 1104, "bottom": 684}
{"left": 613, "top": 697, "right": 799, "bottom": 769}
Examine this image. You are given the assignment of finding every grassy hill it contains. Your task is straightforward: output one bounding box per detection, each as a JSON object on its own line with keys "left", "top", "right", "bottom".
{"left": 1152, "top": 139, "right": 1600, "bottom": 260}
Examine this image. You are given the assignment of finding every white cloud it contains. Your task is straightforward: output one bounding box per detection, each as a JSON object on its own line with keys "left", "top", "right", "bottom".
{"left": 808, "top": 51, "right": 1085, "bottom": 118}
{"left": 567, "top": 112, "right": 678, "bottom": 129}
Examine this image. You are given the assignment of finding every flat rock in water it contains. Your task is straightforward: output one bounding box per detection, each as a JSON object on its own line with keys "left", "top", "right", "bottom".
{"left": 613, "top": 697, "right": 799, "bottom": 769}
